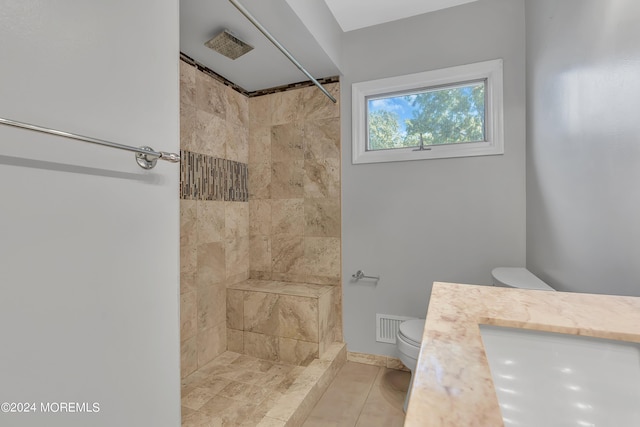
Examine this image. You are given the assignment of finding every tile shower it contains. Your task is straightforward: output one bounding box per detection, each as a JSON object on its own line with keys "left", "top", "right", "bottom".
{"left": 179, "top": 59, "right": 343, "bottom": 425}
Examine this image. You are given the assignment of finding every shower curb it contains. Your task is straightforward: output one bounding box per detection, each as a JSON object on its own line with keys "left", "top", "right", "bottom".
{"left": 257, "top": 342, "right": 347, "bottom": 427}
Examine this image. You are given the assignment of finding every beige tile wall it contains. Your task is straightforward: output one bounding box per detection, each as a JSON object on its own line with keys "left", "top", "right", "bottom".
{"left": 226, "top": 280, "right": 339, "bottom": 365}
{"left": 180, "top": 61, "right": 250, "bottom": 378}
{"left": 180, "top": 57, "right": 343, "bottom": 377}
{"left": 247, "top": 83, "right": 342, "bottom": 287}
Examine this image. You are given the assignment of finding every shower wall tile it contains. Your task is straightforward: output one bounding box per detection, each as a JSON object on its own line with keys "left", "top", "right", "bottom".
{"left": 278, "top": 295, "right": 318, "bottom": 342}
{"left": 227, "top": 328, "right": 244, "bottom": 353}
{"left": 181, "top": 336, "right": 198, "bottom": 378}
{"left": 226, "top": 289, "right": 244, "bottom": 330}
{"left": 300, "top": 83, "right": 340, "bottom": 121}
{"left": 249, "top": 126, "right": 271, "bottom": 164}
{"left": 278, "top": 337, "right": 318, "bottom": 366}
{"left": 271, "top": 123, "right": 303, "bottom": 162}
{"left": 196, "top": 70, "right": 227, "bottom": 119}
{"left": 331, "top": 284, "right": 343, "bottom": 342}
{"left": 271, "top": 234, "right": 304, "bottom": 274}
{"left": 225, "top": 122, "right": 249, "bottom": 164}
{"left": 225, "top": 235, "right": 249, "bottom": 281}
{"left": 195, "top": 110, "right": 226, "bottom": 159}
{"left": 180, "top": 103, "right": 196, "bottom": 151}
{"left": 225, "top": 85, "right": 249, "bottom": 128}
{"left": 303, "top": 119, "right": 340, "bottom": 161}
{"left": 271, "top": 161, "right": 304, "bottom": 199}
{"left": 248, "top": 84, "right": 342, "bottom": 295}
{"left": 197, "top": 283, "right": 226, "bottom": 330}
{"left": 244, "top": 331, "right": 279, "bottom": 362}
{"left": 248, "top": 161, "right": 271, "bottom": 200}
{"left": 249, "top": 200, "right": 271, "bottom": 236}
{"left": 249, "top": 235, "right": 271, "bottom": 272}
{"left": 181, "top": 291, "right": 197, "bottom": 342}
{"left": 271, "top": 89, "right": 301, "bottom": 126}
{"left": 180, "top": 60, "right": 196, "bottom": 107}
{"left": 303, "top": 237, "right": 341, "bottom": 279}
{"left": 181, "top": 271, "right": 196, "bottom": 296}
{"left": 181, "top": 200, "right": 198, "bottom": 247}
{"left": 197, "top": 323, "right": 227, "bottom": 367}
{"left": 181, "top": 243, "right": 197, "bottom": 288}
{"left": 303, "top": 157, "right": 340, "bottom": 199}
{"left": 304, "top": 198, "right": 340, "bottom": 238}
{"left": 271, "top": 199, "right": 304, "bottom": 236}
{"left": 269, "top": 272, "right": 340, "bottom": 286}
{"left": 244, "top": 291, "right": 279, "bottom": 336}
{"left": 196, "top": 242, "right": 226, "bottom": 287}
{"left": 248, "top": 94, "right": 271, "bottom": 127}
{"left": 196, "top": 201, "right": 225, "bottom": 244}
{"left": 318, "top": 290, "right": 334, "bottom": 356}
{"left": 181, "top": 61, "right": 250, "bottom": 379}
{"left": 226, "top": 271, "right": 250, "bottom": 288}
{"left": 226, "top": 280, "right": 333, "bottom": 365}
{"left": 225, "top": 202, "right": 249, "bottom": 240}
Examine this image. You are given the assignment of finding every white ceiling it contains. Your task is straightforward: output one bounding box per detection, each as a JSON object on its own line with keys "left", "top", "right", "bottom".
{"left": 323, "top": 0, "right": 479, "bottom": 32}
{"left": 179, "top": 0, "right": 480, "bottom": 92}
{"left": 180, "top": 0, "right": 340, "bottom": 92}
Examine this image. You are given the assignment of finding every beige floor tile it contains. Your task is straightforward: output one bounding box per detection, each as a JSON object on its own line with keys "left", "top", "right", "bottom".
{"left": 218, "top": 368, "right": 269, "bottom": 385}
{"left": 301, "top": 362, "right": 379, "bottom": 426}
{"left": 198, "top": 396, "right": 242, "bottom": 418}
{"left": 182, "top": 410, "right": 223, "bottom": 427}
{"left": 218, "top": 380, "right": 270, "bottom": 403}
{"left": 182, "top": 344, "right": 344, "bottom": 427}
{"left": 334, "top": 361, "right": 380, "bottom": 384}
{"left": 196, "top": 376, "right": 233, "bottom": 395}
{"left": 301, "top": 361, "right": 411, "bottom": 427}
{"left": 182, "top": 387, "right": 218, "bottom": 410}
{"left": 354, "top": 368, "right": 408, "bottom": 427}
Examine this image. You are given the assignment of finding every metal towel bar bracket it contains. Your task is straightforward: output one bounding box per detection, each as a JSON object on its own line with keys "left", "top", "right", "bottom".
{"left": 352, "top": 270, "right": 380, "bottom": 281}
{"left": 0, "top": 117, "right": 180, "bottom": 169}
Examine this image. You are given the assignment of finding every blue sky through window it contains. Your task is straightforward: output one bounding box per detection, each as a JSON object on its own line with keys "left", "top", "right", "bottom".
{"left": 367, "top": 95, "right": 416, "bottom": 137}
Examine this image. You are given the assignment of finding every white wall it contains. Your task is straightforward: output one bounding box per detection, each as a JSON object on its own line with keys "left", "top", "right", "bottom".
{"left": 341, "top": 0, "right": 526, "bottom": 356}
{"left": 525, "top": 0, "right": 640, "bottom": 296}
{"left": 0, "top": 2, "right": 180, "bottom": 426}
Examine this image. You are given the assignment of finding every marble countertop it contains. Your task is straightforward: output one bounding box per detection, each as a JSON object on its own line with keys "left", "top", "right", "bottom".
{"left": 404, "top": 282, "right": 640, "bottom": 426}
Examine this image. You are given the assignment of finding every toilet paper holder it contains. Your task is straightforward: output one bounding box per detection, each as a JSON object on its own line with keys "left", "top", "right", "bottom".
{"left": 352, "top": 270, "right": 380, "bottom": 281}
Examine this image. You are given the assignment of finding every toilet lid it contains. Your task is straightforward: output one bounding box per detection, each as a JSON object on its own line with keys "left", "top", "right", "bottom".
{"left": 398, "top": 319, "right": 425, "bottom": 346}
{"left": 492, "top": 267, "right": 555, "bottom": 291}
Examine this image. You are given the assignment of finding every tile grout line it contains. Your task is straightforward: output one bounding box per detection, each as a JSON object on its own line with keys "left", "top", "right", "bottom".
{"left": 352, "top": 365, "right": 382, "bottom": 427}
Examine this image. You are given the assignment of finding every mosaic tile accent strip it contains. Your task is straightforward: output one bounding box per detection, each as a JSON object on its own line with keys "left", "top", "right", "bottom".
{"left": 180, "top": 150, "right": 248, "bottom": 202}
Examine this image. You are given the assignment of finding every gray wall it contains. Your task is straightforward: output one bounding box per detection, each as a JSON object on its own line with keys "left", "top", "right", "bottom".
{"left": 0, "top": 1, "right": 180, "bottom": 426}
{"left": 525, "top": 0, "right": 640, "bottom": 296}
{"left": 341, "top": 0, "right": 526, "bottom": 356}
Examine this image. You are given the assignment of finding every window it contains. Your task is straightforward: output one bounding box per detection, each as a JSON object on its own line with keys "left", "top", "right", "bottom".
{"left": 352, "top": 59, "right": 504, "bottom": 164}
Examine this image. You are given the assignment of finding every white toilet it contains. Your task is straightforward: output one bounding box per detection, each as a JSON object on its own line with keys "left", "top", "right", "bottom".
{"left": 396, "top": 318, "right": 425, "bottom": 412}
{"left": 396, "top": 267, "right": 555, "bottom": 412}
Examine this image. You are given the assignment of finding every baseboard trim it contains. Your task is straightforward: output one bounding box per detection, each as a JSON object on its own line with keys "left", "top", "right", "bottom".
{"left": 347, "top": 351, "right": 409, "bottom": 372}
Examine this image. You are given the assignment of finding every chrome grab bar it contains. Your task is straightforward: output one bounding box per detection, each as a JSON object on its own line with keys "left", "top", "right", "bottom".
{"left": 352, "top": 270, "right": 380, "bottom": 281}
{"left": 0, "top": 116, "right": 180, "bottom": 169}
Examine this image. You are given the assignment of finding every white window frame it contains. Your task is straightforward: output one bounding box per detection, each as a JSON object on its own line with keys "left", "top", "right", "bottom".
{"left": 352, "top": 59, "right": 504, "bottom": 164}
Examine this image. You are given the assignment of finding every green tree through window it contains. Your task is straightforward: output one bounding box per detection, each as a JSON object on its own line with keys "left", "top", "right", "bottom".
{"left": 368, "top": 110, "right": 404, "bottom": 150}
{"left": 367, "top": 81, "right": 486, "bottom": 150}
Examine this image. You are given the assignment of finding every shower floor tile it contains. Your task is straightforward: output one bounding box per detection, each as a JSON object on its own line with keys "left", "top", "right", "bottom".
{"left": 181, "top": 351, "right": 305, "bottom": 427}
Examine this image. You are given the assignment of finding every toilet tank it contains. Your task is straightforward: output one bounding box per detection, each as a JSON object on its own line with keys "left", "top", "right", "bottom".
{"left": 491, "top": 267, "right": 555, "bottom": 291}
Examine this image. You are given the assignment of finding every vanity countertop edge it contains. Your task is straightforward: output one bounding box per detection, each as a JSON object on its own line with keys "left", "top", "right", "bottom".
{"left": 404, "top": 281, "right": 640, "bottom": 427}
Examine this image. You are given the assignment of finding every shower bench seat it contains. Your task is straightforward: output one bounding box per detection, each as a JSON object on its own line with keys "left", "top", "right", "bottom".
{"left": 226, "top": 279, "right": 339, "bottom": 366}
